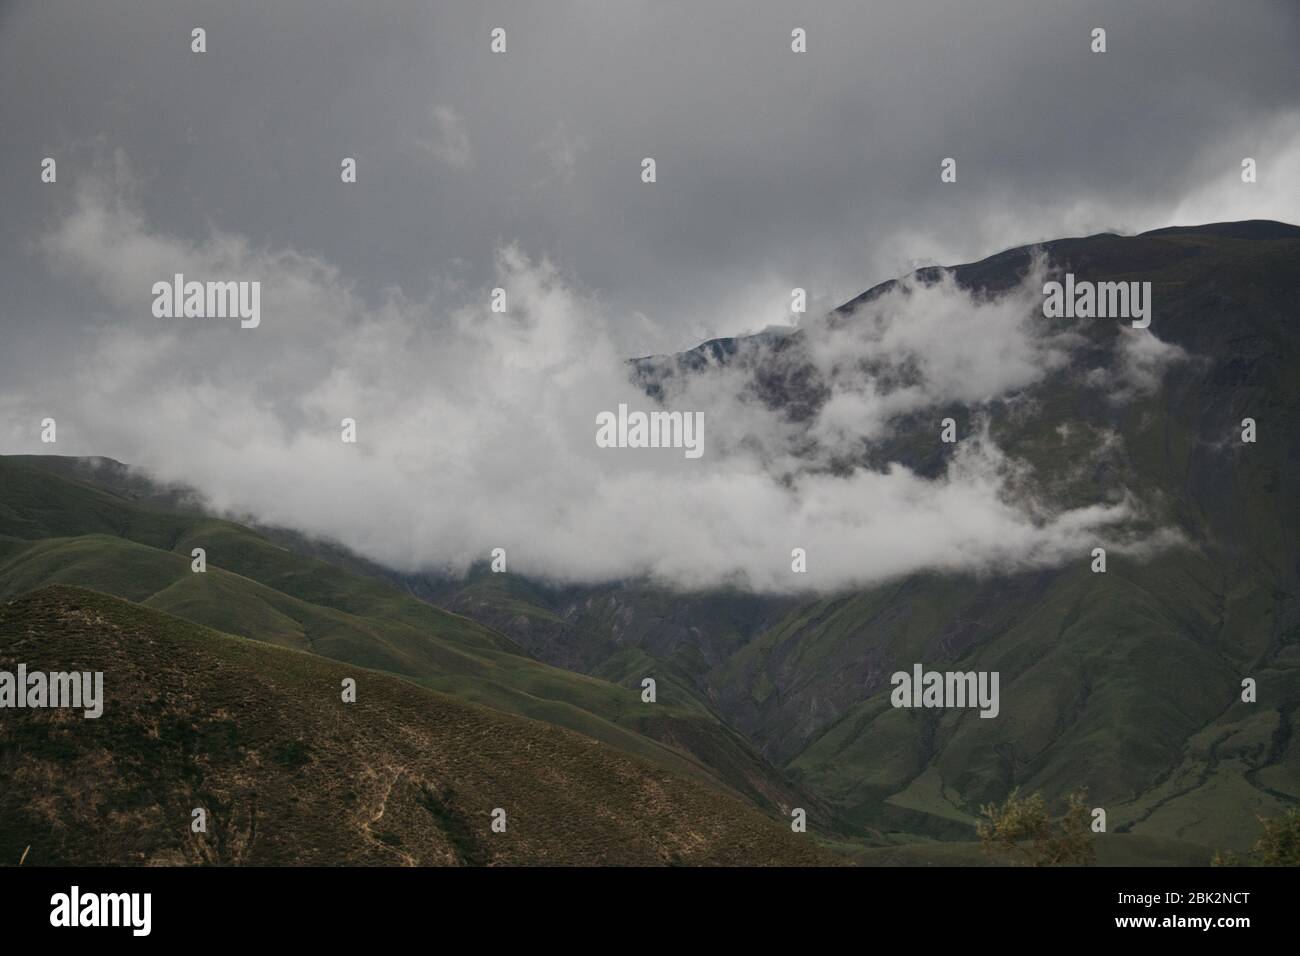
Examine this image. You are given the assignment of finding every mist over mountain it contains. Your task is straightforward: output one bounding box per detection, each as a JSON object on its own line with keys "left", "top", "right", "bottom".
{"left": 10, "top": 173, "right": 1283, "bottom": 594}
{"left": 419, "top": 221, "right": 1300, "bottom": 850}
{"left": 7, "top": 0, "right": 1300, "bottom": 909}
{"left": 4, "top": 221, "right": 1296, "bottom": 865}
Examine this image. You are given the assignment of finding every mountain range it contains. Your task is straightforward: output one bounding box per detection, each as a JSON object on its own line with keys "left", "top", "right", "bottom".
{"left": 3, "top": 220, "right": 1297, "bottom": 865}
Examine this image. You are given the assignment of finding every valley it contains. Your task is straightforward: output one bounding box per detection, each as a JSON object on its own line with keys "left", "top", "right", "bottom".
{"left": 2, "top": 221, "right": 1297, "bottom": 865}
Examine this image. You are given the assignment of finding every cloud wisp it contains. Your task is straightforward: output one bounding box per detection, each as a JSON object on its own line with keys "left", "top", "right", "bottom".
{"left": 2, "top": 171, "right": 1186, "bottom": 593}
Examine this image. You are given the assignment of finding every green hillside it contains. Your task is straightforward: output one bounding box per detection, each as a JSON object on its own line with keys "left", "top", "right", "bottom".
{"left": 0, "top": 456, "right": 811, "bottom": 816}
{"left": 4, "top": 223, "right": 1296, "bottom": 866}
{"left": 428, "top": 224, "right": 1300, "bottom": 860}
{"left": 0, "top": 586, "right": 833, "bottom": 866}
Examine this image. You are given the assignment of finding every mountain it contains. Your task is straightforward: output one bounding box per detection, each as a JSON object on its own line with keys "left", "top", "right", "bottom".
{"left": 0, "top": 586, "right": 831, "bottom": 866}
{"left": 4, "top": 221, "right": 1297, "bottom": 866}
{"left": 0, "top": 454, "right": 816, "bottom": 819}
{"left": 427, "top": 222, "right": 1300, "bottom": 859}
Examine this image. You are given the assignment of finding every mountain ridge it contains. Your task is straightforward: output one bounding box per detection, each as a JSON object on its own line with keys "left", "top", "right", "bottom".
{"left": 5, "top": 219, "right": 1297, "bottom": 863}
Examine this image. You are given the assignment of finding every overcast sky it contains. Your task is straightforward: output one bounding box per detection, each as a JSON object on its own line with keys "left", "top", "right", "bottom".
{"left": 1, "top": 0, "right": 1296, "bottom": 590}
{"left": 4, "top": 0, "right": 1298, "bottom": 361}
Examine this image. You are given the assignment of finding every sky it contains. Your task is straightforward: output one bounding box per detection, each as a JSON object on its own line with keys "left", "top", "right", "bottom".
{"left": 1, "top": 0, "right": 1297, "bottom": 591}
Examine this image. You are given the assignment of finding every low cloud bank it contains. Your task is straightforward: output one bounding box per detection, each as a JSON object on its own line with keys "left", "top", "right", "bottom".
{"left": 2, "top": 172, "right": 1185, "bottom": 592}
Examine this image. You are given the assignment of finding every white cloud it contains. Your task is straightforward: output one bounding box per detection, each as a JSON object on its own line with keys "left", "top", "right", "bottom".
{"left": 1087, "top": 326, "right": 1191, "bottom": 402}
{"left": 1, "top": 173, "right": 1188, "bottom": 594}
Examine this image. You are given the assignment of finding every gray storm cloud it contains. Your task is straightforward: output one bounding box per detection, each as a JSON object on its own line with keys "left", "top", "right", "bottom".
{"left": 1, "top": 0, "right": 1294, "bottom": 591}
{"left": 2, "top": 0, "right": 1298, "bottom": 370}
{"left": 1, "top": 171, "right": 1185, "bottom": 593}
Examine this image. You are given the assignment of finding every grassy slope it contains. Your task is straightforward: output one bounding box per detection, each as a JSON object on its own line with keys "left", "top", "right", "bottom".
{"left": 765, "top": 229, "right": 1300, "bottom": 854}
{"left": 6, "top": 226, "right": 1293, "bottom": 865}
{"left": 0, "top": 456, "right": 808, "bottom": 813}
{"left": 434, "top": 573, "right": 817, "bottom": 813}
{"left": 427, "top": 227, "right": 1300, "bottom": 862}
{"left": 0, "top": 586, "right": 834, "bottom": 866}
